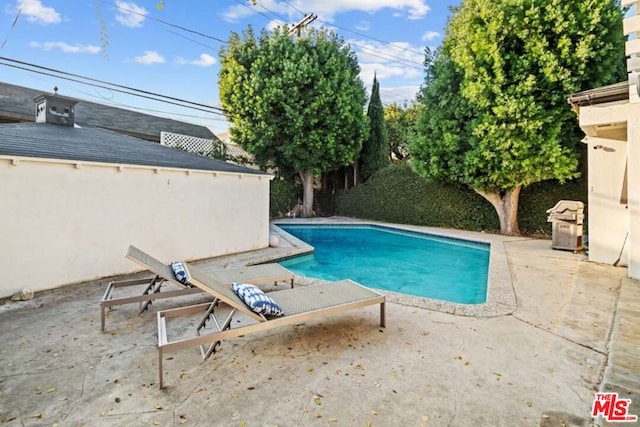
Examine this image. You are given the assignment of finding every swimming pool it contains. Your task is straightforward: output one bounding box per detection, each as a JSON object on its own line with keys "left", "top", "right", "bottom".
{"left": 278, "top": 224, "right": 489, "bottom": 304}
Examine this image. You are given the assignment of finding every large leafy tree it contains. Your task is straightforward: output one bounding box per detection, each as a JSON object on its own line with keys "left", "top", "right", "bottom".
{"left": 360, "top": 74, "right": 389, "bottom": 180}
{"left": 384, "top": 102, "right": 419, "bottom": 161}
{"left": 412, "top": 0, "right": 625, "bottom": 235}
{"left": 219, "top": 26, "right": 368, "bottom": 217}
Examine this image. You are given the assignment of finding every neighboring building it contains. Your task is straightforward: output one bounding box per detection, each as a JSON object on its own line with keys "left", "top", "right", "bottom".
{"left": 216, "top": 130, "right": 258, "bottom": 169}
{"left": 568, "top": 0, "right": 640, "bottom": 278}
{"left": 0, "top": 81, "right": 217, "bottom": 142}
{"left": 0, "top": 92, "right": 272, "bottom": 298}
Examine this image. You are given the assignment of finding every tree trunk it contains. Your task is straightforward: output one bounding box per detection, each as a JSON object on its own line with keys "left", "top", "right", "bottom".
{"left": 476, "top": 186, "right": 522, "bottom": 236}
{"left": 352, "top": 159, "right": 360, "bottom": 187}
{"left": 298, "top": 170, "right": 314, "bottom": 218}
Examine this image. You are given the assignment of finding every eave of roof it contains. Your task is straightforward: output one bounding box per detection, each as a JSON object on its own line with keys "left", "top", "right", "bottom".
{"left": 567, "top": 81, "right": 630, "bottom": 107}
{"left": 0, "top": 123, "right": 267, "bottom": 176}
{"left": 0, "top": 81, "right": 217, "bottom": 141}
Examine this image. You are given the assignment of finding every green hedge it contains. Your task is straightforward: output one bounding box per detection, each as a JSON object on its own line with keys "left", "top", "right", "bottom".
{"left": 270, "top": 176, "right": 301, "bottom": 218}
{"left": 318, "top": 163, "right": 587, "bottom": 237}
{"left": 518, "top": 176, "right": 587, "bottom": 236}
{"left": 329, "top": 164, "right": 499, "bottom": 231}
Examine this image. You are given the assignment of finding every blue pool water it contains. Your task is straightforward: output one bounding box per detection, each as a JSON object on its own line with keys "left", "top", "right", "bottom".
{"left": 278, "top": 224, "right": 489, "bottom": 304}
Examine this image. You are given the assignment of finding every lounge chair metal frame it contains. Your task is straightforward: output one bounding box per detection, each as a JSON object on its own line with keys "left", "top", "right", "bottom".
{"left": 100, "top": 246, "right": 294, "bottom": 332}
{"left": 155, "top": 263, "right": 386, "bottom": 388}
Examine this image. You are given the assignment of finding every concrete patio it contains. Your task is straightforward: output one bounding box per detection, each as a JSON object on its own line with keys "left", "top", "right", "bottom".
{"left": 0, "top": 219, "right": 638, "bottom": 426}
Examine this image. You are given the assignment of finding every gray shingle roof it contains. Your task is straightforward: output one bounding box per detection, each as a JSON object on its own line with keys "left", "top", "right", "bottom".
{"left": 0, "top": 122, "right": 267, "bottom": 175}
{"left": 0, "top": 81, "right": 216, "bottom": 141}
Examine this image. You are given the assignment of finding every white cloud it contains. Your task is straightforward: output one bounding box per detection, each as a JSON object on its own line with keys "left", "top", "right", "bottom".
{"left": 29, "top": 41, "right": 100, "bottom": 53}
{"left": 134, "top": 50, "right": 165, "bottom": 64}
{"left": 115, "top": 1, "right": 147, "bottom": 28}
{"left": 15, "top": 0, "right": 60, "bottom": 24}
{"left": 422, "top": 31, "right": 440, "bottom": 41}
{"left": 176, "top": 53, "right": 217, "bottom": 67}
{"left": 351, "top": 39, "right": 423, "bottom": 77}
{"left": 379, "top": 85, "right": 420, "bottom": 104}
{"left": 221, "top": 0, "right": 430, "bottom": 23}
{"left": 192, "top": 53, "right": 216, "bottom": 67}
{"left": 352, "top": 39, "right": 424, "bottom": 103}
{"left": 266, "top": 19, "right": 286, "bottom": 32}
{"left": 355, "top": 21, "right": 370, "bottom": 31}
{"left": 360, "top": 62, "right": 420, "bottom": 83}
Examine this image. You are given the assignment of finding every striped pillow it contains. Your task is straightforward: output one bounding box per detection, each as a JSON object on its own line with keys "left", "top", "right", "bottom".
{"left": 171, "top": 261, "right": 192, "bottom": 286}
{"left": 232, "top": 282, "right": 284, "bottom": 317}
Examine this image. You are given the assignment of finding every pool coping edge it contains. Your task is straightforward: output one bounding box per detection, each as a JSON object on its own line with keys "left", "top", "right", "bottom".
{"left": 271, "top": 218, "right": 519, "bottom": 318}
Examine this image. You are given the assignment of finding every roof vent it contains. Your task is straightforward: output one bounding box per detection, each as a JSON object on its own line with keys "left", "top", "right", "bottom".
{"left": 33, "top": 89, "right": 78, "bottom": 127}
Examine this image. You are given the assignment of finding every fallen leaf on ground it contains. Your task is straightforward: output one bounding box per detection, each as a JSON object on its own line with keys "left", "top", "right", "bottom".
{"left": 312, "top": 395, "right": 325, "bottom": 408}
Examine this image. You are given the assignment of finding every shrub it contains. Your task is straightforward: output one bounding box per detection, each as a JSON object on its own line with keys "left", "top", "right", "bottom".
{"left": 320, "top": 163, "right": 587, "bottom": 237}
{"left": 332, "top": 164, "right": 499, "bottom": 231}
{"left": 518, "top": 176, "right": 588, "bottom": 237}
{"left": 270, "top": 176, "right": 301, "bottom": 218}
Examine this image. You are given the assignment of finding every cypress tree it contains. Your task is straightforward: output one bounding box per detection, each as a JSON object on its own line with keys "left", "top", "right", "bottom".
{"left": 360, "top": 74, "right": 389, "bottom": 180}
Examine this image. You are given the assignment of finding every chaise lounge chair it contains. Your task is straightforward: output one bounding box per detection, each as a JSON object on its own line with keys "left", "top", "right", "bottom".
{"left": 155, "top": 262, "right": 386, "bottom": 388}
{"left": 100, "top": 245, "right": 295, "bottom": 332}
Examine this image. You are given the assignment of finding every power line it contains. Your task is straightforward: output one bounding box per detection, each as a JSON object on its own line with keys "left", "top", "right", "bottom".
{"left": 270, "top": 4, "right": 424, "bottom": 68}
{"left": 314, "top": 17, "right": 426, "bottom": 58}
{"left": 76, "top": 89, "right": 230, "bottom": 123}
{"left": 98, "top": 0, "right": 227, "bottom": 45}
{"left": 352, "top": 43, "right": 424, "bottom": 70}
{"left": 0, "top": 56, "right": 227, "bottom": 116}
{"left": 1, "top": 7, "right": 21, "bottom": 49}
{"left": 251, "top": 1, "right": 290, "bottom": 23}
{"left": 232, "top": 0, "right": 279, "bottom": 23}
{"left": 288, "top": 13, "right": 317, "bottom": 36}
{"left": 277, "top": 1, "right": 425, "bottom": 59}
{"left": 163, "top": 28, "right": 218, "bottom": 51}
{"left": 280, "top": 0, "right": 305, "bottom": 15}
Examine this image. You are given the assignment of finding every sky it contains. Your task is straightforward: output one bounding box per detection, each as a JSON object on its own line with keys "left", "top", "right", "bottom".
{"left": 0, "top": 0, "right": 459, "bottom": 134}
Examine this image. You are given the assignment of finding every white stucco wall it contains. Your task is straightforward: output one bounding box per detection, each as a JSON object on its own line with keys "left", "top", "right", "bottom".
{"left": 0, "top": 156, "right": 272, "bottom": 298}
{"left": 585, "top": 135, "right": 629, "bottom": 265}
{"left": 626, "top": 108, "right": 640, "bottom": 278}
{"left": 579, "top": 100, "right": 640, "bottom": 277}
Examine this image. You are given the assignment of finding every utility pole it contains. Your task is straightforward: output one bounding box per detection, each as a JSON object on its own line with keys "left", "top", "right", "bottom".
{"left": 288, "top": 13, "right": 317, "bottom": 36}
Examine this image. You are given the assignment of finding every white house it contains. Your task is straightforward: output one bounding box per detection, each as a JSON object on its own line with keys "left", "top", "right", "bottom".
{"left": 568, "top": 0, "right": 640, "bottom": 278}
{"left": 0, "top": 91, "right": 272, "bottom": 298}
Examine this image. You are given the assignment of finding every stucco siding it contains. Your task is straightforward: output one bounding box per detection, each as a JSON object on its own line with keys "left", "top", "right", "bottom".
{"left": 585, "top": 137, "right": 629, "bottom": 265}
{"left": 0, "top": 157, "right": 270, "bottom": 298}
{"left": 626, "top": 113, "right": 640, "bottom": 278}
{"left": 578, "top": 99, "right": 640, "bottom": 278}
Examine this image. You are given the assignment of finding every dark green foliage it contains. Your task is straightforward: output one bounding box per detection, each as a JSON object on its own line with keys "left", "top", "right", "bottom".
{"left": 319, "top": 163, "right": 587, "bottom": 236}
{"left": 411, "top": 0, "right": 625, "bottom": 234}
{"left": 314, "top": 189, "right": 338, "bottom": 217}
{"left": 384, "top": 102, "right": 419, "bottom": 162}
{"left": 360, "top": 75, "right": 389, "bottom": 180}
{"left": 269, "top": 175, "right": 301, "bottom": 218}
{"left": 518, "top": 175, "right": 588, "bottom": 237}
{"left": 333, "top": 164, "right": 499, "bottom": 231}
{"left": 219, "top": 26, "right": 368, "bottom": 216}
